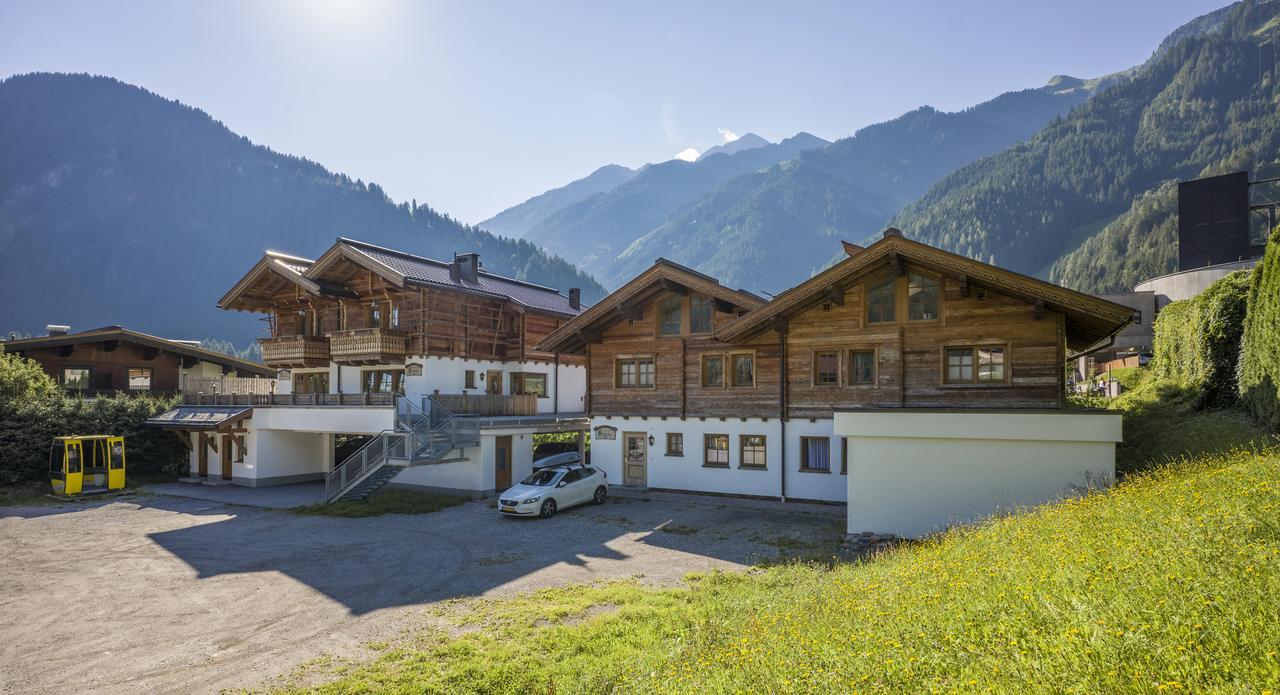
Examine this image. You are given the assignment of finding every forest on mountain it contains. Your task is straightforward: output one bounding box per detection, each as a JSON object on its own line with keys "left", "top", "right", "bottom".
{"left": 894, "top": 0, "right": 1280, "bottom": 292}
{"left": 0, "top": 73, "right": 604, "bottom": 346}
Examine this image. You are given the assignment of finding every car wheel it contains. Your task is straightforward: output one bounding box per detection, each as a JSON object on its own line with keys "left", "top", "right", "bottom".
{"left": 540, "top": 499, "right": 557, "bottom": 519}
{"left": 593, "top": 486, "right": 607, "bottom": 505}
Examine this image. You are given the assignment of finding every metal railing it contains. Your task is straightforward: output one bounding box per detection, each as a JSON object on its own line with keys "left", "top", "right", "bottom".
{"left": 182, "top": 392, "right": 396, "bottom": 407}
{"left": 323, "top": 430, "right": 409, "bottom": 502}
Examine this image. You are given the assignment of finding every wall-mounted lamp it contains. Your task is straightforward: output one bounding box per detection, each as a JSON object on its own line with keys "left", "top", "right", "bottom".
{"left": 648, "top": 435, "right": 655, "bottom": 446}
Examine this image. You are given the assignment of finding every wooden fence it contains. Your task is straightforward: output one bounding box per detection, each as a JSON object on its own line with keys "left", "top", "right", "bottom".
{"left": 433, "top": 393, "right": 538, "bottom": 416}
{"left": 181, "top": 376, "right": 277, "bottom": 396}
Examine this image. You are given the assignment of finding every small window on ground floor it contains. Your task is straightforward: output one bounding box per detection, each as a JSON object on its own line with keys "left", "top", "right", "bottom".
{"left": 841, "top": 438, "right": 848, "bottom": 475}
{"left": 128, "top": 368, "right": 152, "bottom": 391}
{"left": 512, "top": 372, "right": 548, "bottom": 398}
{"left": 362, "top": 369, "right": 405, "bottom": 395}
{"left": 740, "top": 435, "right": 766, "bottom": 469}
{"left": 63, "top": 368, "right": 90, "bottom": 390}
{"left": 465, "top": 369, "right": 476, "bottom": 389}
{"left": 800, "top": 436, "right": 830, "bottom": 472}
{"left": 704, "top": 434, "right": 729, "bottom": 467}
{"left": 666, "top": 432, "right": 684, "bottom": 456}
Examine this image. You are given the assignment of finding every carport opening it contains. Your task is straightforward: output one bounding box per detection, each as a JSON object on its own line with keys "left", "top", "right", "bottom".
{"left": 335, "top": 434, "right": 373, "bottom": 464}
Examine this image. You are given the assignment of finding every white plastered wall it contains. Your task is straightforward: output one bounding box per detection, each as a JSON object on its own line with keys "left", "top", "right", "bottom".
{"left": 836, "top": 411, "right": 1121, "bottom": 538}
{"left": 184, "top": 421, "right": 334, "bottom": 487}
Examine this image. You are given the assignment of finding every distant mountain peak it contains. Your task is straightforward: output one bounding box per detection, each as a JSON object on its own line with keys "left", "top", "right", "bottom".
{"left": 696, "top": 132, "right": 770, "bottom": 161}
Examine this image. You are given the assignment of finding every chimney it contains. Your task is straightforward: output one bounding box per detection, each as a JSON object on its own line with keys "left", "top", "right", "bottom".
{"left": 453, "top": 253, "right": 480, "bottom": 283}
{"left": 46, "top": 324, "right": 70, "bottom": 336}
{"left": 882, "top": 227, "right": 903, "bottom": 239}
{"left": 568, "top": 288, "right": 581, "bottom": 310}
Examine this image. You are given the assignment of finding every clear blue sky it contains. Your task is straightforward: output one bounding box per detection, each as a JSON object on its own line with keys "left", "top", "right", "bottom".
{"left": 0, "top": 0, "right": 1229, "bottom": 225}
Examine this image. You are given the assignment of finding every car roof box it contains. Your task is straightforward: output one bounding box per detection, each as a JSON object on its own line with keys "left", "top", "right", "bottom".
{"left": 532, "top": 451, "right": 582, "bottom": 469}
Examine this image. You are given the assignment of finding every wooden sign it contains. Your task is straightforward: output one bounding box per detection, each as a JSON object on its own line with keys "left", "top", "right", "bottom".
{"left": 593, "top": 425, "right": 617, "bottom": 440}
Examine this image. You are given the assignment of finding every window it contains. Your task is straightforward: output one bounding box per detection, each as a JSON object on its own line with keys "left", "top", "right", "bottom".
{"left": 128, "top": 368, "right": 152, "bottom": 391}
{"left": 867, "top": 276, "right": 896, "bottom": 324}
{"left": 945, "top": 345, "right": 1007, "bottom": 384}
{"left": 391, "top": 305, "right": 400, "bottom": 329}
{"left": 666, "top": 433, "right": 684, "bottom": 456}
{"left": 616, "top": 357, "right": 655, "bottom": 388}
{"left": 362, "top": 369, "right": 405, "bottom": 394}
{"left": 704, "top": 434, "right": 729, "bottom": 467}
{"left": 849, "top": 349, "right": 876, "bottom": 385}
{"left": 908, "top": 272, "right": 939, "bottom": 321}
{"left": 63, "top": 368, "right": 90, "bottom": 390}
{"left": 841, "top": 438, "right": 848, "bottom": 475}
{"left": 297, "top": 309, "right": 315, "bottom": 337}
{"left": 366, "top": 303, "right": 384, "bottom": 329}
{"left": 701, "top": 354, "right": 725, "bottom": 387}
{"left": 464, "top": 370, "right": 476, "bottom": 389}
{"left": 813, "top": 351, "right": 840, "bottom": 386}
{"left": 512, "top": 372, "right": 548, "bottom": 398}
{"left": 659, "top": 296, "right": 682, "bottom": 336}
{"left": 690, "top": 293, "right": 714, "bottom": 334}
{"left": 740, "top": 435, "right": 767, "bottom": 469}
{"left": 801, "top": 437, "right": 830, "bottom": 472}
{"left": 731, "top": 353, "right": 754, "bottom": 388}
{"left": 294, "top": 372, "right": 329, "bottom": 395}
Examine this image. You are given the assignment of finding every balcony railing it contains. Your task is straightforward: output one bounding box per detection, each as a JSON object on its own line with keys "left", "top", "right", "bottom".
{"left": 259, "top": 334, "right": 329, "bottom": 368}
{"left": 182, "top": 376, "right": 277, "bottom": 396}
{"left": 181, "top": 392, "right": 395, "bottom": 407}
{"left": 431, "top": 393, "right": 538, "bottom": 416}
{"left": 328, "top": 328, "right": 408, "bottom": 365}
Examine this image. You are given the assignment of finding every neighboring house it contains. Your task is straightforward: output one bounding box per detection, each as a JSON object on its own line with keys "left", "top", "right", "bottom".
{"left": 537, "top": 229, "right": 1132, "bottom": 537}
{"left": 148, "top": 238, "right": 589, "bottom": 497}
{"left": 1, "top": 324, "right": 274, "bottom": 393}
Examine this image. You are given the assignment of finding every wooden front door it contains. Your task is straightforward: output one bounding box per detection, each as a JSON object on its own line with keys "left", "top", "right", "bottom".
{"left": 486, "top": 370, "right": 503, "bottom": 395}
{"left": 623, "top": 432, "right": 647, "bottom": 486}
{"left": 220, "top": 435, "right": 233, "bottom": 480}
{"left": 197, "top": 433, "right": 208, "bottom": 477}
{"left": 494, "top": 435, "right": 512, "bottom": 490}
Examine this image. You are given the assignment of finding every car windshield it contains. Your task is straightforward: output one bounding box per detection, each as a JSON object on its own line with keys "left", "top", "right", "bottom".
{"left": 521, "top": 469, "right": 561, "bottom": 487}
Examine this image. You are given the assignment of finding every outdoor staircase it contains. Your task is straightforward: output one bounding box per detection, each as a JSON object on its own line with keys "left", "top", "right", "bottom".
{"left": 324, "top": 395, "right": 480, "bottom": 503}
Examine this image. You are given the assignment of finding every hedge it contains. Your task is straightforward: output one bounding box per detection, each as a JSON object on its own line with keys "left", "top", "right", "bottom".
{"left": 1150, "top": 269, "right": 1253, "bottom": 408}
{"left": 1238, "top": 225, "right": 1280, "bottom": 431}
{"left": 0, "top": 346, "right": 187, "bottom": 484}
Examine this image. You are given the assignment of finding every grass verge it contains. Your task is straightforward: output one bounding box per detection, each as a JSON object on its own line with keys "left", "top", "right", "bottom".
{"left": 0, "top": 481, "right": 60, "bottom": 506}
{"left": 292, "top": 489, "right": 467, "bottom": 518}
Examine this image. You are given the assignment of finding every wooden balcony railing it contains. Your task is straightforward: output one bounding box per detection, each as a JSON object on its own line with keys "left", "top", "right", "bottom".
{"left": 432, "top": 393, "right": 538, "bottom": 416}
{"left": 182, "top": 376, "right": 277, "bottom": 396}
{"left": 328, "top": 328, "right": 408, "bottom": 365}
{"left": 181, "top": 392, "right": 395, "bottom": 407}
{"left": 259, "top": 334, "right": 329, "bottom": 368}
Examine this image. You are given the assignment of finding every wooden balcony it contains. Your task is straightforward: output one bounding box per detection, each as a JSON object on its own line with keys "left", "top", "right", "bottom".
{"left": 259, "top": 334, "right": 329, "bottom": 368}
{"left": 433, "top": 393, "right": 538, "bottom": 416}
{"left": 328, "top": 328, "right": 408, "bottom": 365}
{"left": 182, "top": 392, "right": 395, "bottom": 407}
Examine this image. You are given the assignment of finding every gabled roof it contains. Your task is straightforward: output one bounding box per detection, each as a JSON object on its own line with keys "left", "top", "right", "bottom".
{"left": 535, "top": 258, "right": 767, "bottom": 355}
{"left": 217, "top": 251, "right": 326, "bottom": 311}
{"left": 715, "top": 231, "right": 1134, "bottom": 355}
{"left": 302, "top": 238, "right": 586, "bottom": 317}
{"left": 144, "top": 405, "right": 254, "bottom": 431}
{"left": 1, "top": 326, "right": 276, "bottom": 377}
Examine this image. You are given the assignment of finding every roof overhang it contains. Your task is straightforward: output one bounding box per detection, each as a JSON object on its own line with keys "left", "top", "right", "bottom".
{"left": 535, "top": 259, "right": 766, "bottom": 355}
{"left": 303, "top": 240, "right": 406, "bottom": 289}
{"left": 218, "top": 253, "right": 322, "bottom": 311}
{"left": 714, "top": 233, "right": 1134, "bottom": 356}
{"left": 2, "top": 327, "right": 277, "bottom": 377}
{"left": 143, "top": 406, "right": 253, "bottom": 431}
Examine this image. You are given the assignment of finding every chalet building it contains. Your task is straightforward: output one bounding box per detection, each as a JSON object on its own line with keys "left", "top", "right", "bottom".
{"left": 537, "top": 230, "right": 1132, "bottom": 537}
{"left": 148, "top": 238, "right": 588, "bottom": 497}
{"left": 1, "top": 325, "right": 275, "bottom": 393}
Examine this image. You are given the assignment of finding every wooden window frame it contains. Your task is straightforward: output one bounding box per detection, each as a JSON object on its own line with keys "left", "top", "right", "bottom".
{"left": 512, "top": 372, "right": 549, "bottom": 398}
{"left": 689, "top": 293, "right": 714, "bottom": 334}
{"left": 701, "top": 353, "right": 726, "bottom": 388}
{"left": 799, "top": 436, "right": 831, "bottom": 473}
{"left": 729, "top": 351, "right": 756, "bottom": 389}
{"left": 906, "top": 269, "right": 943, "bottom": 323}
{"left": 657, "top": 295, "right": 683, "bottom": 337}
{"left": 62, "top": 367, "right": 92, "bottom": 390}
{"left": 847, "top": 347, "right": 879, "bottom": 387}
{"left": 361, "top": 368, "right": 405, "bottom": 395}
{"left": 812, "top": 350, "right": 841, "bottom": 387}
{"left": 703, "top": 434, "right": 730, "bottom": 468}
{"left": 127, "top": 367, "right": 153, "bottom": 391}
{"left": 865, "top": 274, "right": 897, "bottom": 325}
{"left": 615, "top": 356, "right": 656, "bottom": 389}
{"left": 666, "top": 432, "right": 684, "bottom": 457}
{"left": 464, "top": 369, "right": 477, "bottom": 389}
{"left": 738, "top": 434, "right": 767, "bottom": 470}
{"left": 940, "top": 342, "right": 1011, "bottom": 386}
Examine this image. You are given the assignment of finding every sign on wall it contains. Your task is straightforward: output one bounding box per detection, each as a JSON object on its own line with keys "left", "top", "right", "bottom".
{"left": 593, "top": 425, "right": 617, "bottom": 440}
{"left": 405, "top": 363, "right": 424, "bottom": 376}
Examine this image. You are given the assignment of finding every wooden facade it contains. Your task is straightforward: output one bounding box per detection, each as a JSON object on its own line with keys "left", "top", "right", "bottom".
{"left": 539, "top": 232, "right": 1134, "bottom": 421}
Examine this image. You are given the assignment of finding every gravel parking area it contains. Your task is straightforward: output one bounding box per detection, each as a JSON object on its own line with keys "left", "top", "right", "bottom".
{"left": 0, "top": 487, "right": 843, "bottom": 694}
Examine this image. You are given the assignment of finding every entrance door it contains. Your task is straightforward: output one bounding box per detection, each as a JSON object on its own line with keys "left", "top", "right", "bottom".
{"left": 494, "top": 435, "right": 512, "bottom": 490}
{"left": 197, "top": 433, "right": 209, "bottom": 477}
{"left": 623, "top": 432, "right": 647, "bottom": 486}
{"left": 486, "top": 371, "right": 503, "bottom": 395}
{"left": 220, "top": 435, "right": 233, "bottom": 480}
{"left": 64, "top": 441, "right": 84, "bottom": 495}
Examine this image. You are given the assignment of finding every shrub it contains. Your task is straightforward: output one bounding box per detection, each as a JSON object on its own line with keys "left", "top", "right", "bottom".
{"left": 0, "top": 344, "right": 57, "bottom": 400}
{"left": 1150, "top": 269, "right": 1252, "bottom": 407}
{"left": 1238, "top": 225, "right": 1280, "bottom": 431}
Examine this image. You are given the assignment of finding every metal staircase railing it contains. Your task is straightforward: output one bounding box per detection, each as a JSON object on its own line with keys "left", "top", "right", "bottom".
{"left": 324, "top": 395, "right": 480, "bottom": 503}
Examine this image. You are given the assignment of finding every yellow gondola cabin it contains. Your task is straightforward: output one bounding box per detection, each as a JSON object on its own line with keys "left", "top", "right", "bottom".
{"left": 50, "top": 435, "right": 126, "bottom": 496}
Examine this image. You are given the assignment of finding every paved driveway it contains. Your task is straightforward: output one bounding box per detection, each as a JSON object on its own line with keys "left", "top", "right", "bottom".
{"left": 0, "top": 488, "right": 843, "bottom": 694}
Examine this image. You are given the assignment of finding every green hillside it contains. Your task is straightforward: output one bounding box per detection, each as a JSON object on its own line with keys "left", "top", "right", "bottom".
{"left": 893, "top": 0, "right": 1280, "bottom": 290}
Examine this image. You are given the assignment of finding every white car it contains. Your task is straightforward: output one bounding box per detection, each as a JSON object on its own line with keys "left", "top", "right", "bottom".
{"left": 498, "top": 464, "right": 608, "bottom": 518}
